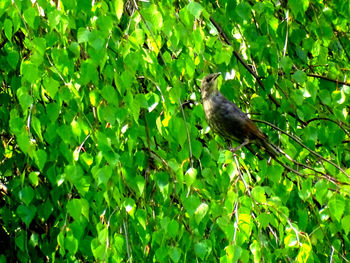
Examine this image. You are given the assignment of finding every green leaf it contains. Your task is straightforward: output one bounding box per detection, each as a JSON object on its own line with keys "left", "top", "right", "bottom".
{"left": 0, "top": 0, "right": 10, "bottom": 17}
{"left": 194, "top": 240, "right": 211, "bottom": 260}
{"left": 155, "top": 172, "right": 169, "bottom": 200}
{"left": 284, "top": 233, "right": 298, "bottom": 247}
{"left": 306, "top": 81, "right": 317, "bottom": 101}
{"left": 298, "top": 179, "right": 311, "bottom": 201}
{"left": 88, "top": 30, "right": 105, "bottom": 51}
{"left": 65, "top": 231, "right": 78, "bottom": 255}
{"left": 67, "top": 198, "right": 89, "bottom": 221}
{"left": 136, "top": 209, "right": 147, "bottom": 230}
{"left": 28, "top": 172, "right": 39, "bottom": 187}
{"left": 251, "top": 186, "right": 266, "bottom": 203}
{"left": 19, "top": 186, "right": 35, "bottom": 206}
{"left": 95, "top": 166, "right": 112, "bottom": 187}
{"left": 124, "top": 198, "right": 135, "bottom": 216}
{"left": 169, "top": 117, "right": 187, "bottom": 147}
{"left": 48, "top": 9, "right": 60, "bottom": 29}
{"left": 46, "top": 102, "right": 60, "bottom": 122}
{"left": 195, "top": 202, "right": 208, "bottom": 225}
{"left": 17, "top": 204, "right": 36, "bottom": 227}
{"left": 184, "top": 167, "right": 197, "bottom": 187}
{"left": 77, "top": 28, "right": 91, "bottom": 43}
{"left": 187, "top": 2, "right": 203, "bottom": 19}
{"left": 341, "top": 215, "right": 350, "bottom": 235}
{"left": 291, "top": 89, "right": 304, "bottom": 106}
{"left": 257, "top": 213, "right": 272, "bottom": 229}
{"left": 65, "top": 165, "right": 84, "bottom": 184}
{"left": 16, "top": 87, "right": 32, "bottom": 111}
{"left": 289, "top": 0, "right": 309, "bottom": 16}
{"left": 101, "top": 85, "right": 118, "bottom": 105}
{"left": 7, "top": 50, "right": 19, "bottom": 69}
{"left": 17, "top": 132, "right": 32, "bottom": 155}
{"left": 43, "top": 77, "right": 60, "bottom": 98}
{"left": 183, "top": 195, "right": 201, "bottom": 216}
{"left": 292, "top": 70, "right": 307, "bottom": 84}
{"left": 69, "top": 42, "right": 80, "bottom": 57}
{"left": 214, "top": 45, "right": 233, "bottom": 65}
{"left": 167, "top": 220, "right": 179, "bottom": 238}
{"left": 329, "top": 197, "right": 345, "bottom": 222}
{"left": 146, "top": 92, "right": 159, "bottom": 112}
{"left": 31, "top": 116, "right": 43, "bottom": 141}
{"left": 4, "top": 18, "right": 13, "bottom": 41}
{"left": 15, "top": 231, "right": 26, "bottom": 252}
{"left": 34, "top": 149, "right": 47, "bottom": 172}
{"left": 319, "top": 89, "right": 331, "bottom": 105}
{"left": 267, "top": 165, "right": 283, "bottom": 183}
{"left": 250, "top": 241, "right": 262, "bottom": 262}
{"left": 296, "top": 243, "right": 311, "bottom": 262}
{"left": 235, "top": 2, "right": 252, "bottom": 21}
{"left": 21, "top": 62, "right": 39, "bottom": 83}
{"left": 280, "top": 56, "right": 292, "bottom": 74}
{"left": 155, "top": 246, "right": 168, "bottom": 262}
{"left": 115, "top": 0, "right": 123, "bottom": 20}
{"left": 23, "top": 7, "right": 37, "bottom": 29}
{"left": 129, "top": 29, "right": 145, "bottom": 46}
{"left": 142, "top": 5, "right": 163, "bottom": 31}
{"left": 314, "top": 180, "right": 327, "bottom": 205}
{"left": 226, "top": 244, "right": 242, "bottom": 262}
{"left": 169, "top": 247, "right": 181, "bottom": 263}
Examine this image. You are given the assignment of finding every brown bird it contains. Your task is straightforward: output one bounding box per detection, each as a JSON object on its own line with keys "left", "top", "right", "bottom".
{"left": 201, "top": 72, "right": 280, "bottom": 159}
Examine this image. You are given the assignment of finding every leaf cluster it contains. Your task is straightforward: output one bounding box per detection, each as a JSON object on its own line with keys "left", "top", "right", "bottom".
{"left": 0, "top": 0, "right": 349, "bottom": 262}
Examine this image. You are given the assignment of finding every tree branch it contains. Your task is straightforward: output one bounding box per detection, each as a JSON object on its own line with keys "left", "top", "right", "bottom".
{"left": 208, "top": 16, "right": 307, "bottom": 126}
{"left": 254, "top": 119, "right": 350, "bottom": 179}
{"left": 307, "top": 73, "right": 350, "bottom": 87}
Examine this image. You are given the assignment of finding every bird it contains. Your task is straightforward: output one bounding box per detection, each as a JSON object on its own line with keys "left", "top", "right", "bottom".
{"left": 201, "top": 72, "right": 280, "bottom": 159}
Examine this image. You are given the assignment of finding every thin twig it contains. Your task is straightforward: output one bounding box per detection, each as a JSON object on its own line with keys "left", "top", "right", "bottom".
{"left": 149, "top": 149, "right": 175, "bottom": 178}
{"left": 273, "top": 157, "right": 306, "bottom": 178}
{"left": 123, "top": 218, "right": 132, "bottom": 263}
{"left": 178, "top": 98, "right": 194, "bottom": 167}
{"left": 209, "top": 16, "right": 264, "bottom": 89}
{"left": 254, "top": 119, "right": 350, "bottom": 179}
{"left": 329, "top": 246, "right": 334, "bottom": 263}
{"left": 283, "top": 9, "right": 289, "bottom": 57}
{"left": 233, "top": 154, "right": 251, "bottom": 196}
{"left": 208, "top": 16, "right": 308, "bottom": 126}
{"left": 45, "top": 53, "right": 68, "bottom": 85}
{"left": 281, "top": 150, "right": 346, "bottom": 185}
{"left": 74, "top": 133, "right": 91, "bottom": 161}
{"left": 232, "top": 201, "right": 239, "bottom": 244}
{"left": 305, "top": 117, "right": 350, "bottom": 137}
{"left": 267, "top": 204, "right": 302, "bottom": 246}
{"left": 132, "top": 0, "right": 193, "bottom": 166}
{"left": 307, "top": 73, "right": 350, "bottom": 87}
{"left": 131, "top": 0, "right": 166, "bottom": 65}
{"left": 285, "top": 215, "right": 301, "bottom": 246}
{"left": 27, "top": 85, "right": 34, "bottom": 141}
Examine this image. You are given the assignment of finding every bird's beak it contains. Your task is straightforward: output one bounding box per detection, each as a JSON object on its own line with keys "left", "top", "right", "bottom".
{"left": 213, "top": 73, "right": 221, "bottom": 80}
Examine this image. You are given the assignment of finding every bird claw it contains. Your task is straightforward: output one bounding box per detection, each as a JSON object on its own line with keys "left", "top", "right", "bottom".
{"left": 229, "top": 139, "right": 250, "bottom": 154}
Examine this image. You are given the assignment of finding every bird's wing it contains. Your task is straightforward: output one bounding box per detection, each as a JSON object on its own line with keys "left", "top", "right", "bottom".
{"left": 210, "top": 93, "right": 280, "bottom": 158}
{"left": 210, "top": 93, "right": 250, "bottom": 140}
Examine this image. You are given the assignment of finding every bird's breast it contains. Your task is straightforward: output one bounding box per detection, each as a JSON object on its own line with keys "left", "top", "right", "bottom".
{"left": 202, "top": 95, "right": 223, "bottom": 134}
{"left": 203, "top": 96, "right": 216, "bottom": 120}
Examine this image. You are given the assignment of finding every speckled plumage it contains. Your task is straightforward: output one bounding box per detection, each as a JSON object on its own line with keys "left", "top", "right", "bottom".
{"left": 201, "top": 73, "right": 279, "bottom": 158}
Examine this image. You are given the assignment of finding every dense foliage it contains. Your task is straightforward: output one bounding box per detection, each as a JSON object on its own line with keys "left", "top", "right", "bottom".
{"left": 1, "top": 0, "right": 350, "bottom": 261}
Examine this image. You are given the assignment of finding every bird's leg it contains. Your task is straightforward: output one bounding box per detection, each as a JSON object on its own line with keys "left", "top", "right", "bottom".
{"left": 229, "top": 139, "right": 250, "bottom": 153}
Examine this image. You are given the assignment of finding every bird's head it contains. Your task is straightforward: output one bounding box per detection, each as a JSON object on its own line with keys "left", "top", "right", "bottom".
{"left": 201, "top": 73, "right": 221, "bottom": 98}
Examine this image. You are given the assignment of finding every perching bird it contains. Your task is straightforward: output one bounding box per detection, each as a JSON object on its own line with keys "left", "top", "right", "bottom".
{"left": 201, "top": 72, "right": 280, "bottom": 159}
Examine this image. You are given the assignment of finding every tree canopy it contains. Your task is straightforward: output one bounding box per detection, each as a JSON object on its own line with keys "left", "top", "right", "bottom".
{"left": 1, "top": 0, "right": 350, "bottom": 262}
